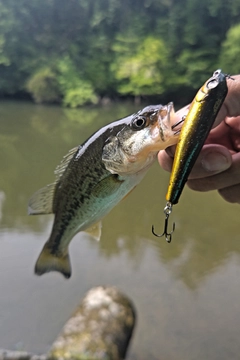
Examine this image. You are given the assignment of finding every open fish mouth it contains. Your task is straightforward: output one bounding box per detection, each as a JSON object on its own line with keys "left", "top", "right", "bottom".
{"left": 157, "top": 102, "right": 179, "bottom": 142}
{"left": 171, "top": 117, "right": 185, "bottom": 135}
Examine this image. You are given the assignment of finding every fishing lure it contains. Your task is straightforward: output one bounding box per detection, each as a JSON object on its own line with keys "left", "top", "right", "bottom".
{"left": 152, "top": 69, "right": 231, "bottom": 242}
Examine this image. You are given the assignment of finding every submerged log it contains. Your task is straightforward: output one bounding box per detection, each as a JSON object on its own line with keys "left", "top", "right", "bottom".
{"left": 0, "top": 286, "right": 136, "bottom": 360}
{"left": 48, "top": 286, "right": 136, "bottom": 360}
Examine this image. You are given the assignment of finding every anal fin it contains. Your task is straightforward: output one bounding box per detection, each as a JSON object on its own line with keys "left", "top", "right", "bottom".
{"left": 84, "top": 221, "right": 102, "bottom": 241}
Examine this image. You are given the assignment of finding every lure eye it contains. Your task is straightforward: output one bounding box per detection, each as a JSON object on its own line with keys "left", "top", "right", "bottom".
{"left": 131, "top": 116, "right": 147, "bottom": 130}
{"left": 207, "top": 79, "right": 219, "bottom": 89}
{"left": 213, "top": 69, "right": 221, "bottom": 77}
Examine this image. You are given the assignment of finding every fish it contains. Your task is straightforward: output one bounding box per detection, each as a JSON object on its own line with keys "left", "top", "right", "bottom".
{"left": 29, "top": 102, "right": 180, "bottom": 278}
{"left": 166, "top": 69, "right": 229, "bottom": 205}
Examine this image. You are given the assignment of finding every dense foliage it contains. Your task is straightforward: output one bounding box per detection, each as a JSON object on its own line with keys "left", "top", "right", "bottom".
{"left": 0, "top": 0, "right": 240, "bottom": 106}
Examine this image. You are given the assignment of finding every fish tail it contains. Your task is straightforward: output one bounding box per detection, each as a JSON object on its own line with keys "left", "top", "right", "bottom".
{"left": 34, "top": 242, "right": 71, "bottom": 279}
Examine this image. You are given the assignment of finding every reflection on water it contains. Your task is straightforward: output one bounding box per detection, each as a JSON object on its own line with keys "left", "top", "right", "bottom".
{"left": 1, "top": 100, "right": 240, "bottom": 359}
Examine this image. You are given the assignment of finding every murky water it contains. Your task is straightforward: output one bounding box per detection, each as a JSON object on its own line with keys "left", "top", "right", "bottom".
{"left": 1, "top": 100, "right": 240, "bottom": 360}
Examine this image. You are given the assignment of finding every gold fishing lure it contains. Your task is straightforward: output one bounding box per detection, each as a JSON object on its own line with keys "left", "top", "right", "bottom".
{"left": 152, "top": 69, "right": 230, "bottom": 242}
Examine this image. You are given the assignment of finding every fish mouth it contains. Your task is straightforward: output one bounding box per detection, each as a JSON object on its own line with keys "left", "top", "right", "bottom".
{"left": 171, "top": 117, "right": 185, "bottom": 134}
{"left": 157, "top": 102, "right": 177, "bottom": 141}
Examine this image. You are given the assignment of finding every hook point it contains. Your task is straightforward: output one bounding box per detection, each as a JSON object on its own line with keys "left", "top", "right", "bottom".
{"left": 152, "top": 203, "right": 175, "bottom": 242}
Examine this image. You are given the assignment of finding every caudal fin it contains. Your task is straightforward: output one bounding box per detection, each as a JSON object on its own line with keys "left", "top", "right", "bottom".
{"left": 34, "top": 243, "right": 71, "bottom": 279}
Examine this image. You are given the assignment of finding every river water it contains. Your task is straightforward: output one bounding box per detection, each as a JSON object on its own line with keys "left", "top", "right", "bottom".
{"left": 0, "top": 100, "right": 240, "bottom": 360}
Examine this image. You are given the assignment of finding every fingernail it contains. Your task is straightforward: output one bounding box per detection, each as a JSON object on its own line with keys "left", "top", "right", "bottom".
{"left": 201, "top": 152, "right": 229, "bottom": 172}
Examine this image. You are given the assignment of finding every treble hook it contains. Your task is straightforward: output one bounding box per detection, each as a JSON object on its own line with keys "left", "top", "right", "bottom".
{"left": 171, "top": 117, "right": 185, "bottom": 130}
{"left": 171, "top": 116, "right": 186, "bottom": 135}
{"left": 152, "top": 202, "right": 175, "bottom": 243}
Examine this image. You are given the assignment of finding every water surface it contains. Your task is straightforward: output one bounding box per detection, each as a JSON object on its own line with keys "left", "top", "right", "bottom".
{"left": 1, "top": 100, "right": 240, "bottom": 360}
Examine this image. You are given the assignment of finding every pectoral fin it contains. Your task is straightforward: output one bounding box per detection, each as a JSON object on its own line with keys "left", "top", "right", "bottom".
{"left": 92, "top": 174, "right": 124, "bottom": 198}
{"left": 82, "top": 176, "right": 124, "bottom": 241}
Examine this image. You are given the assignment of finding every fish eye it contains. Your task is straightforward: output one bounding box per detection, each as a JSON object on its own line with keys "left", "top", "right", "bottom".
{"left": 131, "top": 116, "right": 147, "bottom": 130}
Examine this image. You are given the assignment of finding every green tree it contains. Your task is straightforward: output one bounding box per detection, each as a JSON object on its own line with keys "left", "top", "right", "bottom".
{"left": 219, "top": 23, "right": 240, "bottom": 74}
{"left": 1, "top": 0, "right": 240, "bottom": 103}
{"left": 26, "top": 67, "right": 60, "bottom": 104}
{"left": 57, "top": 56, "right": 98, "bottom": 107}
{"left": 112, "top": 36, "right": 170, "bottom": 98}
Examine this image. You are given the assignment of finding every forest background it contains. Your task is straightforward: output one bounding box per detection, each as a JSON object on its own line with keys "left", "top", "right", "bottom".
{"left": 0, "top": 0, "right": 240, "bottom": 108}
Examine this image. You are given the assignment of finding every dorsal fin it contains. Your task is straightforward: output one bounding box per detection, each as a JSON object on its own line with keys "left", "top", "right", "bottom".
{"left": 28, "top": 146, "right": 79, "bottom": 215}
{"left": 28, "top": 183, "right": 55, "bottom": 215}
{"left": 54, "top": 146, "right": 79, "bottom": 183}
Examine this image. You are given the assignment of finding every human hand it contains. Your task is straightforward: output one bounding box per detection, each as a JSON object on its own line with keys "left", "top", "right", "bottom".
{"left": 158, "top": 75, "right": 240, "bottom": 204}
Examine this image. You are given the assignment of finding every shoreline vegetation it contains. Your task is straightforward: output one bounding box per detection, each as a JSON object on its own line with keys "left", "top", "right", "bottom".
{"left": 0, "top": 91, "right": 194, "bottom": 109}
{"left": 0, "top": 0, "right": 240, "bottom": 108}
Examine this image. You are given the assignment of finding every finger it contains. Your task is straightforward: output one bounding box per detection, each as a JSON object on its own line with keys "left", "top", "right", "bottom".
{"left": 175, "top": 104, "right": 190, "bottom": 118}
{"left": 187, "top": 144, "right": 232, "bottom": 179}
{"left": 175, "top": 75, "right": 240, "bottom": 130}
{"left": 213, "top": 75, "right": 240, "bottom": 127}
{"left": 174, "top": 75, "right": 240, "bottom": 130}
{"left": 225, "top": 115, "right": 240, "bottom": 152}
{"left": 205, "top": 121, "right": 233, "bottom": 149}
{"left": 225, "top": 115, "right": 240, "bottom": 128}
{"left": 158, "top": 149, "right": 173, "bottom": 172}
{"left": 218, "top": 184, "right": 240, "bottom": 204}
{"left": 158, "top": 144, "right": 232, "bottom": 177}
{"left": 170, "top": 105, "right": 190, "bottom": 130}
{"left": 187, "top": 152, "right": 240, "bottom": 192}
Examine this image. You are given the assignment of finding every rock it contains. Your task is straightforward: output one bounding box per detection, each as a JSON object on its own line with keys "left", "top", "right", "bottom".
{"left": 48, "top": 286, "right": 136, "bottom": 360}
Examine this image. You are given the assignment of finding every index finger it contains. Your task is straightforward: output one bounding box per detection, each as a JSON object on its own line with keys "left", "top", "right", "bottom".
{"left": 213, "top": 74, "right": 240, "bottom": 127}
{"left": 174, "top": 74, "right": 240, "bottom": 130}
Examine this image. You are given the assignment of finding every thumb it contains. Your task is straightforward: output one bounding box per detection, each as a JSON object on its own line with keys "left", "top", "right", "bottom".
{"left": 188, "top": 144, "right": 232, "bottom": 179}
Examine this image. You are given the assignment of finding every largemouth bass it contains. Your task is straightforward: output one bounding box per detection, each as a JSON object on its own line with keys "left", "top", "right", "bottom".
{"left": 29, "top": 103, "right": 179, "bottom": 278}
